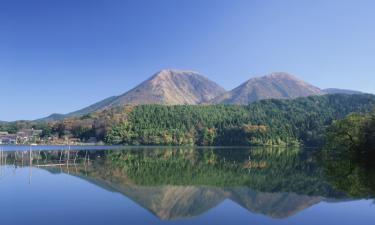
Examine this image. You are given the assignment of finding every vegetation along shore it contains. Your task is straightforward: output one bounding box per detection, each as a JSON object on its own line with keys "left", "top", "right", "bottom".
{"left": 1, "top": 94, "right": 374, "bottom": 147}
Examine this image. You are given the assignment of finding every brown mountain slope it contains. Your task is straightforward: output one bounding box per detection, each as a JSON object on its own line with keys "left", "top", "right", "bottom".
{"left": 212, "top": 72, "right": 324, "bottom": 104}
{"left": 108, "top": 69, "right": 226, "bottom": 106}
{"left": 41, "top": 69, "right": 226, "bottom": 120}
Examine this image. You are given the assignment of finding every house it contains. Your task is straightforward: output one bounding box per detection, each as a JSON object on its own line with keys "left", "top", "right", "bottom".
{"left": 0, "top": 134, "right": 17, "bottom": 144}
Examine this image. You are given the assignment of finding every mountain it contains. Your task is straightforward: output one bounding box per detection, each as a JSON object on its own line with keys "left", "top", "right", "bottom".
{"left": 66, "top": 96, "right": 119, "bottom": 117}
{"left": 212, "top": 72, "right": 324, "bottom": 104}
{"left": 42, "top": 69, "right": 226, "bottom": 120}
{"left": 107, "top": 69, "right": 226, "bottom": 106}
{"left": 323, "top": 88, "right": 362, "bottom": 95}
{"left": 39, "top": 70, "right": 367, "bottom": 121}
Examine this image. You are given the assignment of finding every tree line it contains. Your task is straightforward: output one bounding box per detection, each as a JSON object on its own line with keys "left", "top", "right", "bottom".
{"left": 105, "top": 94, "right": 375, "bottom": 146}
{"left": 1, "top": 94, "right": 375, "bottom": 146}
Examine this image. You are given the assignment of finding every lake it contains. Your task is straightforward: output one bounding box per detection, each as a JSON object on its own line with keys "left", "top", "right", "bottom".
{"left": 0, "top": 146, "right": 374, "bottom": 225}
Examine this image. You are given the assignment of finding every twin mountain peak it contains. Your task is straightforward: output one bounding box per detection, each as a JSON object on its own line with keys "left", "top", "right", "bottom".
{"left": 45, "top": 69, "right": 361, "bottom": 120}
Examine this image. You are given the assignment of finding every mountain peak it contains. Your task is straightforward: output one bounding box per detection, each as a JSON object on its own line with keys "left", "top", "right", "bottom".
{"left": 107, "top": 69, "right": 226, "bottom": 106}
{"left": 155, "top": 69, "right": 198, "bottom": 75}
{"left": 150, "top": 69, "right": 203, "bottom": 81}
{"left": 263, "top": 72, "right": 299, "bottom": 80}
{"left": 213, "top": 72, "right": 323, "bottom": 104}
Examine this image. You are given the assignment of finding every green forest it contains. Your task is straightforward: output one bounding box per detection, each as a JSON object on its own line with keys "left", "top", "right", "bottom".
{"left": 320, "top": 110, "right": 375, "bottom": 197}
{"left": 1, "top": 94, "right": 375, "bottom": 146}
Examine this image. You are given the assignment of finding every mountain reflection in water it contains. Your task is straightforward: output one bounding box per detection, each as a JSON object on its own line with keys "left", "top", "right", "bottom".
{"left": 0, "top": 147, "right": 374, "bottom": 224}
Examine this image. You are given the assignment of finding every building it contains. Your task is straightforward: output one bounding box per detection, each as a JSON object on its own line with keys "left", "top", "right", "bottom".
{"left": 0, "top": 129, "right": 43, "bottom": 145}
{"left": 0, "top": 134, "right": 17, "bottom": 144}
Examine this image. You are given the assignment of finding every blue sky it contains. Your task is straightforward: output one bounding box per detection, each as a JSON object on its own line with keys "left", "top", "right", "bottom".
{"left": 1, "top": 0, "right": 375, "bottom": 121}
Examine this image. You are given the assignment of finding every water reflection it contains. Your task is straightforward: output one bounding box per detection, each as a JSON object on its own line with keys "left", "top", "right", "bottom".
{"left": 1, "top": 147, "right": 374, "bottom": 223}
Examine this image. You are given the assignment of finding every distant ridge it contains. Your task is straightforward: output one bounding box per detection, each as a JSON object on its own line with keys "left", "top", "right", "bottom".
{"left": 212, "top": 72, "right": 323, "bottom": 104}
{"left": 323, "top": 88, "right": 362, "bottom": 95}
{"left": 40, "top": 70, "right": 365, "bottom": 121}
{"left": 42, "top": 96, "right": 118, "bottom": 121}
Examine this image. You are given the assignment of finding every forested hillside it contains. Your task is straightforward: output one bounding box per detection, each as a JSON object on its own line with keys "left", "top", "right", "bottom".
{"left": 105, "top": 94, "right": 375, "bottom": 146}
{"left": 1, "top": 94, "right": 375, "bottom": 146}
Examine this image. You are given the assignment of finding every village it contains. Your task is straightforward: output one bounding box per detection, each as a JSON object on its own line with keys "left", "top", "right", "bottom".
{"left": 0, "top": 129, "right": 42, "bottom": 145}
{"left": 0, "top": 129, "right": 90, "bottom": 145}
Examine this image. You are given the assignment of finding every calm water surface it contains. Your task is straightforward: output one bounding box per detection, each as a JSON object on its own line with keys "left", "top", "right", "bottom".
{"left": 0, "top": 146, "right": 374, "bottom": 225}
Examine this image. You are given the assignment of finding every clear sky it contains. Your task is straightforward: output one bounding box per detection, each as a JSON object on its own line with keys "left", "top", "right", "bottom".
{"left": 1, "top": 0, "right": 375, "bottom": 121}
